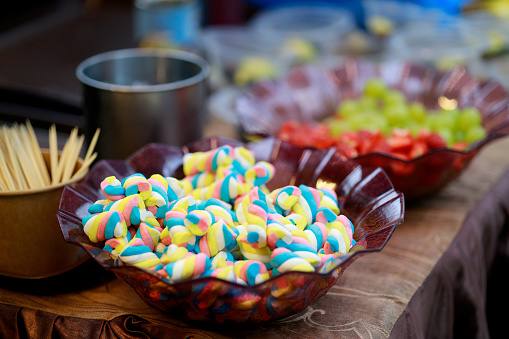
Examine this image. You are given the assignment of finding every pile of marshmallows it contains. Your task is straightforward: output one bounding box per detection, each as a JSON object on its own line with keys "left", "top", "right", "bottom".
{"left": 82, "top": 145, "right": 355, "bottom": 286}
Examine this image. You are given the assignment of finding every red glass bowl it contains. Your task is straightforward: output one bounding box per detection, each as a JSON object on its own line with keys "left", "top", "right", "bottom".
{"left": 234, "top": 59, "right": 509, "bottom": 200}
{"left": 57, "top": 136, "right": 404, "bottom": 323}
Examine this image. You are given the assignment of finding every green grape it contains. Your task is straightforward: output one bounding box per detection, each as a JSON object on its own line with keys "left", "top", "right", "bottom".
{"left": 383, "top": 90, "right": 406, "bottom": 107}
{"left": 442, "top": 109, "right": 460, "bottom": 129}
{"left": 424, "top": 114, "right": 442, "bottom": 132}
{"left": 457, "top": 107, "right": 482, "bottom": 132}
{"left": 364, "top": 112, "right": 388, "bottom": 133}
{"left": 438, "top": 109, "right": 457, "bottom": 130}
{"left": 465, "top": 125, "right": 486, "bottom": 144}
{"left": 383, "top": 104, "right": 409, "bottom": 127}
{"left": 358, "top": 96, "right": 378, "bottom": 111}
{"left": 436, "top": 127, "right": 455, "bottom": 146}
{"left": 349, "top": 114, "right": 370, "bottom": 131}
{"left": 408, "top": 102, "right": 427, "bottom": 123}
{"left": 363, "top": 78, "right": 388, "bottom": 99}
{"left": 338, "top": 99, "right": 358, "bottom": 118}
{"left": 455, "top": 130, "right": 465, "bottom": 143}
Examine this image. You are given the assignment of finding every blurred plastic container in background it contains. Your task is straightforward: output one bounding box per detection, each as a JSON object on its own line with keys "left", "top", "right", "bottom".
{"left": 363, "top": 0, "right": 427, "bottom": 38}
{"left": 387, "top": 14, "right": 488, "bottom": 73}
{"left": 199, "top": 4, "right": 357, "bottom": 90}
{"left": 134, "top": 0, "right": 202, "bottom": 49}
{"left": 463, "top": 9, "right": 509, "bottom": 87}
{"left": 249, "top": 5, "right": 355, "bottom": 55}
{"left": 199, "top": 26, "right": 288, "bottom": 89}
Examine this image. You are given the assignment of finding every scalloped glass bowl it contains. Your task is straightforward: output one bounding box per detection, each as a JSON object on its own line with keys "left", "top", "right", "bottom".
{"left": 57, "top": 136, "right": 404, "bottom": 323}
{"left": 234, "top": 59, "right": 509, "bottom": 200}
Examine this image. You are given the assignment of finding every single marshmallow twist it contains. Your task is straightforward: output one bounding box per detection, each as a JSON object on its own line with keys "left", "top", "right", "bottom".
{"left": 211, "top": 251, "right": 235, "bottom": 269}
{"left": 82, "top": 210, "right": 127, "bottom": 243}
{"left": 318, "top": 188, "right": 340, "bottom": 215}
{"left": 103, "top": 227, "right": 135, "bottom": 259}
{"left": 166, "top": 177, "right": 190, "bottom": 202}
{"left": 191, "top": 172, "right": 247, "bottom": 203}
{"left": 184, "top": 171, "right": 215, "bottom": 189}
{"left": 317, "top": 253, "right": 340, "bottom": 273}
{"left": 161, "top": 252, "right": 212, "bottom": 283}
{"left": 266, "top": 219, "right": 293, "bottom": 250}
{"left": 290, "top": 185, "right": 321, "bottom": 228}
{"left": 121, "top": 173, "right": 152, "bottom": 201}
{"left": 184, "top": 210, "right": 215, "bottom": 236}
{"left": 183, "top": 145, "right": 235, "bottom": 176}
{"left": 118, "top": 239, "right": 161, "bottom": 269}
{"left": 304, "top": 222, "right": 328, "bottom": 252}
{"left": 105, "top": 194, "right": 146, "bottom": 227}
{"left": 234, "top": 260, "right": 270, "bottom": 286}
{"left": 202, "top": 265, "right": 236, "bottom": 283}
{"left": 169, "top": 196, "right": 196, "bottom": 215}
{"left": 324, "top": 217, "right": 354, "bottom": 256}
{"left": 161, "top": 210, "right": 197, "bottom": 250}
{"left": 130, "top": 222, "right": 161, "bottom": 252}
{"left": 237, "top": 240, "right": 272, "bottom": 264}
{"left": 271, "top": 186, "right": 301, "bottom": 215}
{"left": 315, "top": 206, "right": 339, "bottom": 229}
{"left": 88, "top": 199, "right": 111, "bottom": 214}
{"left": 198, "top": 220, "right": 236, "bottom": 258}
{"left": 244, "top": 161, "right": 275, "bottom": 188}
{"left": 100, "top": 176, "right": 125, "bottom": 201}
{"left": 161, "top": 243, "right": 192, "bottom": 264}
{"left": 270, "top": 247, "right": 315, "bottom": 275}
{"left": 284, "top": 243, "right": 321, "bottom": 267}
{"left": 338, "top": 214, "right": 355, "bottom": 242}
{"left": 146, "top": 175, "right": 169, "bottom": 218}
{"left": 200, "top": 199, "right": 236, "bottom": 227}
{"left": 235, "top": 187, "right": 272, "bottom": 225}
{"left": 316, "top": 207, "right": 355, "bottom": 255}
{"left": 237, "top": 188, "right": 273, "bottom": 249}
{"left": 231, "top": 146, "right": 256, "bottom": 175}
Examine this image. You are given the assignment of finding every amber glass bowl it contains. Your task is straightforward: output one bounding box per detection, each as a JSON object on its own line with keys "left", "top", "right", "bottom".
{"left": 234, "top": 59, "right": 509, "bottom": 200}
{"left": 57, "top": 136, "right": 404, "bottom": 323}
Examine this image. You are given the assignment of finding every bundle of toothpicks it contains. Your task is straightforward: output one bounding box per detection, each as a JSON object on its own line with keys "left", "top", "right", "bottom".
{"left": 0, "top": 120, "right": 100, "bottom": 192}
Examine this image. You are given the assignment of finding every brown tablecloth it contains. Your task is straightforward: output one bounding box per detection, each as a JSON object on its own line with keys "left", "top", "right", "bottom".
{"left": 391, "top": 161, "right": 509, "bottom": 338}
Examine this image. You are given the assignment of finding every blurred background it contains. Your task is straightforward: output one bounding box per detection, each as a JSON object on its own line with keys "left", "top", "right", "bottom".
{"left": 0, "top": 0, "right": 508, "bottom": 144}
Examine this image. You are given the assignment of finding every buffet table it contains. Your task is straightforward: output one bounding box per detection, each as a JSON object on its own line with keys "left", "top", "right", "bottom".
{"left": 0, "top": 130, "right": 508, "bottom": 338}
{"left": 0, "top": 1, "right": 509, "bottom": 338}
